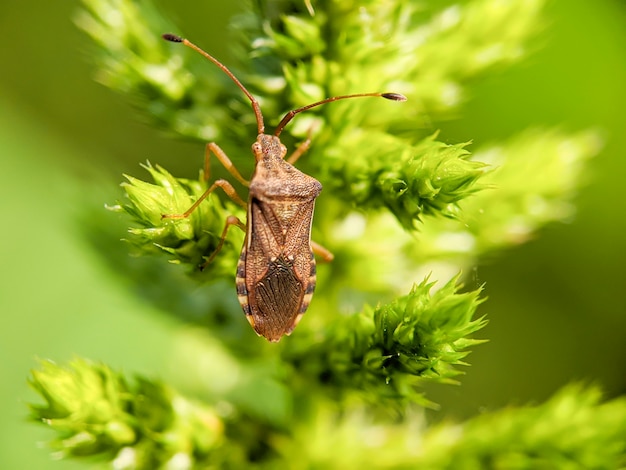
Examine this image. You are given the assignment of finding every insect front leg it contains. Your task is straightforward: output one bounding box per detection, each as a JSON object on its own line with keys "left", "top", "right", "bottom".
{"left": 311, "top": 240, "right": 334, "bottom": 262}
{"left": 204, "top": 142, "right": 250, "bottom": 186}
{"left": 286, "top": 135, "right": 312, "bottom": 165}
{"left": 161, "top": 179, "right": 246, "bottom": 220}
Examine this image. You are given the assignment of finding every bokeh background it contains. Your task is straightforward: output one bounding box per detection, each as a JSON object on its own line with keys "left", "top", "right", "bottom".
{"left": 1, "top": 1, "right": 625, "bottom": 468}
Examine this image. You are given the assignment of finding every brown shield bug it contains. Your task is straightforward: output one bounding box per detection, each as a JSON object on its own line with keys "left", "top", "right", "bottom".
{"left": 161, "top": 33, "right": 406, "bottom": 342}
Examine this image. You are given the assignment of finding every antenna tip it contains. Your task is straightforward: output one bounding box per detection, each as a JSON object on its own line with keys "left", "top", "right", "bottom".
{"left": 381, "top": 93, "right": 407, "bottom": 102}
{"left": 162, "top": 33, "right": 183, "bottom": 43}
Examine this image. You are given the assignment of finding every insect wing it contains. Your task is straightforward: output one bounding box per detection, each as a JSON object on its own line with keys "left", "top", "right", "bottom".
{"left": 239, "top": 197, "right": 317, "bottom": 341}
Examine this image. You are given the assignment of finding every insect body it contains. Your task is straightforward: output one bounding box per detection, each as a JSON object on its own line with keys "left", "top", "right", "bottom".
{"left": 240, "top": 134, "right": 322, "bottom": 340}
{"left": 162, "top": 33, "right": 406, "bottom": 342}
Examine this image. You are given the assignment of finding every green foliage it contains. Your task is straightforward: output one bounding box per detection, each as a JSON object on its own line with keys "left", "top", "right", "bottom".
{"left": 29, "top": 359, "right": 226, "bottom": 468}
{"left": 76, "top": 0, "right": 239, "bottom": 141}
{"left": 414, "top": 385, "right": 626, "bottom": 469}
{"left": 415, "top": 129, "right": 603, "bottom": 264}
{"left": 285, "top": 275, "right": 486, "bottom": 407}
{"left": 30, "top": 361, "right": 626, "bottom": 469}
{"left": 325, "top": 132, "right": 487, "bottom": 228}
{"left": 278, "top": 385, "right": 626, "bottom": 469}
{"left": 24, "top": 0, "right": 620, "bottom": 468}
{"left": 110, "top": 162, "right": 245, "bottom": 276}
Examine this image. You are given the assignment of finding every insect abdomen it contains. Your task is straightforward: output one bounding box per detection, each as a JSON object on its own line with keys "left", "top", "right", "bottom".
{"left": 237, "top": 251, "right": 315, "bottom": 342}
{"left": 235, "top": 253, "right": 251, "bottom": 316}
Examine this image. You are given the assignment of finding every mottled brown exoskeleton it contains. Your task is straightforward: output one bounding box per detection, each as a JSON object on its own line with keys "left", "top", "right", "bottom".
{"left": 161, "top": 34, "right": 406, "bottom": 342}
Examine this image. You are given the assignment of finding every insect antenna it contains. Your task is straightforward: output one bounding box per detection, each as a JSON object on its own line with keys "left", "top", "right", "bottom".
{"left": 162, "top": 34, "right": 407, "bottom": 137}
{"left": 274, "top": 92, "right": 407, "bottom": 136}
{"left": 162, "top": 33, "right": 266, "bottom": 134}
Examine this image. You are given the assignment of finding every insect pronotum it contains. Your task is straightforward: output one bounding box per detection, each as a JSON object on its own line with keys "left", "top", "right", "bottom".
{"left": 161, "top": 33, "right": 406, "bottom": 342}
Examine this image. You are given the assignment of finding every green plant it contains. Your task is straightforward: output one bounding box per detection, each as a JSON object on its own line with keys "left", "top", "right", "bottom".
{"left": 28, "top": 0, "right": 624, "bottom": 468}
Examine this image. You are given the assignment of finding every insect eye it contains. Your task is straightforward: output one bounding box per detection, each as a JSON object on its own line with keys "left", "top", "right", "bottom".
{"left": 251, "top": 142, "right": 262, "bottom": 153}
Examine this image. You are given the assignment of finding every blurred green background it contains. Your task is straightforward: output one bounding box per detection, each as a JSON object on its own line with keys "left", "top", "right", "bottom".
{"left": 1, "top": 1, "right": 625, "bottom": 468}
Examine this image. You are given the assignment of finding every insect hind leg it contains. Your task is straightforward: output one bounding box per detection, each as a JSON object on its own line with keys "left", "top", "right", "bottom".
{"left": 311, "top": 240, "right": 334, "bottom": 262}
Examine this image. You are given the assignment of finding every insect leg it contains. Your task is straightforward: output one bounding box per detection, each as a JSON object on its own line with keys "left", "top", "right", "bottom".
{"left": 204, "top": 142, "right": 250, "bottom": 187}
{"left": 286, "top": 135, "right": 312, "bottom": 165}
{"left": 201, "top": 215, "right": 246, "bottom": 269}
{"left": 311, "top": 240, "right": 334, "bottom": 262}
{"left": 161, "top": 179, "right": 247, "bottom": 220}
